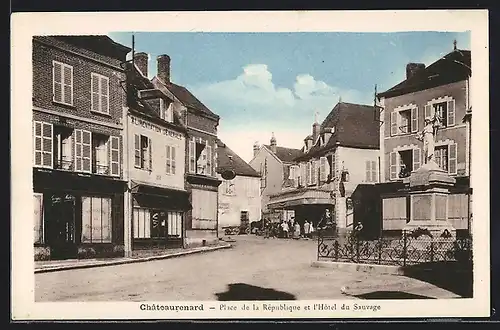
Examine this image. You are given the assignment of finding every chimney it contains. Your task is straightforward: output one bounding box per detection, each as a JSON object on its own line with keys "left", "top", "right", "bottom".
{"left": 270, "top": 133, "right": 277, "bottom": 154}
{"left": 134, "top": 52, "right": 149, "bottom": 77}
{"left": 253, "top": 141, "right": 260, "bottom": 158}
{"left": 312, "top": 111, "right": 320, "bottom": 142}
{"left": 157, "top": 54, "right": 171, "bottom": 84}
{"left": 406, "top": 63, "right": 426, "bottom": 80}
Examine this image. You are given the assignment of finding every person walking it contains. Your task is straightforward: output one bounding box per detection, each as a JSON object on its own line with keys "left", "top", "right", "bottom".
{"left": 281, "top": 221, "right": 289, "bottom": 239}
{"left": 293, "top": 221, "right": 301, "bottom": 240}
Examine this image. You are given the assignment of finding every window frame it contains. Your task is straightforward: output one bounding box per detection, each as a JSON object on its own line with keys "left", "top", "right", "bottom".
{"left": 166, "top": 144, "right": 176, "bottom": 175}
{"left": 390, "top": 104, "right": 418, "bottom": 136}
{"left": 425, "top": 96, "right": 456, "bottom": 129}
{"left": 81, "top": 195, "right": 113, "bottom": 243}
{"left": 52, "top": 60, "right": 74, "bottom": 106}
{"left": 90, "top": 72, "right": 110, "bottom": 115}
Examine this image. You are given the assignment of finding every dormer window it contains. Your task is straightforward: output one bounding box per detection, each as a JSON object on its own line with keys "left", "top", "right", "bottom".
{"left": 160, "top": 98, "right": 173, "bottom": 123}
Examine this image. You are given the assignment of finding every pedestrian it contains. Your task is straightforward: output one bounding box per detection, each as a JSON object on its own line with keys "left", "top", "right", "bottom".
{"left": 309, "top": 221, "right": 315, "bottom": 238}
{"left": 263, "top": 220, "right": 270, "bottom": 239}
{"left": 293, "top": 222, "right": 301, "bottom": 239}
{"left": 304, "top": 220, "right": 311, "bottom": 239}
{"left": 281, "top": 221, "right": 289, "bottom": 239}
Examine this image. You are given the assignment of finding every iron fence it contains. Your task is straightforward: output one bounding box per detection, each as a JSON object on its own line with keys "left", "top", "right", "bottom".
{"left": 317, "top": 229, "right": 472, "bottom": 267}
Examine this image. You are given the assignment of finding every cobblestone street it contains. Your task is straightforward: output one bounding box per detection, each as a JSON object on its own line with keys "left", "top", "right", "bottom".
{"left": 35, "top": 235, "right": 461, "bottom": 302}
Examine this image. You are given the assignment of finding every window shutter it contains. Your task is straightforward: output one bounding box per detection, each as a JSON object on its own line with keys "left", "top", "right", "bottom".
{"left": 53, "top": 62, "right": 63, "bottom": 103}
{"left": 411, "top": 107, "right": 418, "bottom": 132}
{"left": 148, "top": 138, "right": 153, "bottom": 171}
{"left": 371, "top": 160, "right": 377, "bottom": 182}
{"left": 63, "top": 65, "right": 73, "bottom": 105}
{"left": 424, "top": 104, "right": 433, "bottom": 119}
{"left": 189, "top": 139, "right": 196, "bottom": 173}
{"left": 101, "top": 76, "right": 109, "bottom": 114}
{"left": 320, "top": 157, "right": 327, "bottom": 182}
{"left": 447, "top": 99, "right": 455, "bottom": 126}
{"left": 74, "top": 129, "right": 83, "bottom": 171}
{"left": 134, "top": 134, "right": 141, "bottom": 167}
{"left": 82, "top": 130, "right": 92, "bottom": 172}
{"left": 413, "top": 148, "right": 421, "bottom": 171}
{"left": 110, "top": 136, "right": 120, "bottom": 176}
{"left": 166, "top": 145, "right": 171, "bottom": 174}
{"left": 91, "top": 74, "right": 99, "bottom": 112}
{"left": 390, "top": 151, "right": 397, "bottom": 180}
{"left": 172, "top": 146, "right": 176, "bottom": 175}
{"left": 33, "top": 122, "right": 42, "bottom": 166}
{"left": 390, "top": 111, "right": 397, "bottom": 136}
{"left": 449, "top": 143, "right": 457, "bottom": 174}
{"left": 306, "top": 162, "right": 311, "bottom": 185}
{"left": 41, "top": 123, "right": 53, "bottom": 167}
{"left": 365, "top": 160, "right": 371, "bottom": 182}
{"left": 207, "top": 145, "right": 212, "bottom": 177}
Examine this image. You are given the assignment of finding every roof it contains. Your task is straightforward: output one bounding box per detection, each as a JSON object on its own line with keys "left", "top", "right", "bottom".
{"left": 263, "top": 145, "right": 304, "bottom": 164}
{"left": 125, "top": 62, "right": 187, "bottom": 133}
{"left": 52, "top": 35, "right": 131, "bottom": 60}
{"left": 377, "top": 49, "right": 471, "bottom": 99}
{"left": 156, "top": 80, "right": 220, "bottom": 120}
{"left": 295, "top": 102, "right": 380, "bottom": 161}
{"left": 216, "top": 140, "right": 260, "bottom": 178}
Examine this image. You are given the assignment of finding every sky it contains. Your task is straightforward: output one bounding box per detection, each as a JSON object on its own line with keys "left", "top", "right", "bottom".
{"left": 109, "top": 31, "right": 470, "bottom": 162}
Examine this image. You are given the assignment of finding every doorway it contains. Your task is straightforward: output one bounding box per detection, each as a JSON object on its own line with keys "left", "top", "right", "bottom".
{"left": 47, "top": 193, "right": 77, "bottom": 259}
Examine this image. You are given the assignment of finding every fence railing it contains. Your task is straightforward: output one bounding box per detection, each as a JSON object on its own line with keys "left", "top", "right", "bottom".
{"left": 317, "top": 229, "right": 472, "bottom": 267}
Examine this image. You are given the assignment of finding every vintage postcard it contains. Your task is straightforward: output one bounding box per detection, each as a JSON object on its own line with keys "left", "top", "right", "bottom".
{"left": 11, "top": 10, "right": 490, "bottom": 320}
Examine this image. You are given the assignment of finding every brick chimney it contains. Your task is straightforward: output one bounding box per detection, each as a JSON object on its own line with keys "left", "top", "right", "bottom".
{"left": 253, "top": 141, "right": 260, "bottom": 158}
{"left": 134, "top": 52, "right": 149, "bottom": 77}
{"left": 406, "top": 63, "right": 426, "bottom": 80}
{"left": 157, "top": 54, "right": 171, "bottom": 84}
{"left": 270, "top": 133, "right": 277, "bottom": 154}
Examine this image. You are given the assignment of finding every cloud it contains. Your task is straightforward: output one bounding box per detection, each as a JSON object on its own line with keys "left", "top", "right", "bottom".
{"left": 187, "top": 64, "right": 373, "bottom": 161}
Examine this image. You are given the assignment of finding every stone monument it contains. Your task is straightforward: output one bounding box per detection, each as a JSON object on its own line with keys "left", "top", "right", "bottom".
{"left": 404, "top": 114, "right": 456, "bottom": 239}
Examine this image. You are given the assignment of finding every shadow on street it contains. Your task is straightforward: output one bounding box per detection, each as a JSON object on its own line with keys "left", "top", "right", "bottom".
{"left": 353, "top": 291, "right": 436, "bottom": 299}
{"left": 215, "top": 283, "right": 297, "bottom": 301}
{"left": 402, "top": 261, "right": 473, "bottom": 298}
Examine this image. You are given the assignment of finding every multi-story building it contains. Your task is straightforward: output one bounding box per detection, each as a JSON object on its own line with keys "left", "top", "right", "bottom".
{"left": 216, "top": 139, "right": 261, "bottom": 233}
{"left": 249, "top": 135, "right": 304, "bottom": 223}
{"left": 376, "top": 45, "right": 471, "bottom": 236}
{"left": 123, "top": 52, "right": 191, "bottom": 253}
{"left": 32, "top": 36, "right": 131, "bottom": 260}
{"left": 266, "top": 102, "right": 380, "bottom": 234}
{"left": 150, "top": 54, "right": 222, "bottom": 247}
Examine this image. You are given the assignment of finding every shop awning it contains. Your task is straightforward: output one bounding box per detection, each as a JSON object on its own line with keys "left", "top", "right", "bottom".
{"left": 131, "top": 182, "right": 192, "bottom": 211}
{"left": 267, "top": 188, "right": 334, "bottom": 210}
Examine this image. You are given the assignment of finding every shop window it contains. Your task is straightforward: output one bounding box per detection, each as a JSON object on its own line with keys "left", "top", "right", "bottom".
{"left": 81, "top": 196, "right": 112, "bottom": 243}
{"left": 167, "top": 211, "right": 183, "bottom": 237}
{"left": 133, "top": 208, "right": 151, "bottom": 239}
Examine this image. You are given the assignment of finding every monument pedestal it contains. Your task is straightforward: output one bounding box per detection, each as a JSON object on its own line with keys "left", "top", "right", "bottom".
{"left": 404, "top": 161, "right": 456, "bottom": 240}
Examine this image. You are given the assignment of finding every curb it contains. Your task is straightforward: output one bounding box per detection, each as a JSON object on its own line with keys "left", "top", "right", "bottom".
{"left": 35, "top": 244, "right": 232, "bottom": 274}
{"left": 311, "top": 260, "right": 405, "bottom": 275}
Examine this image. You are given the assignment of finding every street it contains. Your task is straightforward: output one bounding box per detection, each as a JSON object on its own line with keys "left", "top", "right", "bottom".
{"left": 35, "top": 235, "right": 457, "bottom": 302}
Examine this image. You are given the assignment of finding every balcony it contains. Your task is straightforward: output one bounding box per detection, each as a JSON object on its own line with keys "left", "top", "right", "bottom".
{"left": 267, "top": 187, "right": 334, "bottom": 210}
{"left": 93, "top": 163, "right": 109, "bottom": 175}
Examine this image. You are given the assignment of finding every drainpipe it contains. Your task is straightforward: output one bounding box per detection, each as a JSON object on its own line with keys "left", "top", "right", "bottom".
{"left": 123, "top": 106, "right": 132, "bottom": 257}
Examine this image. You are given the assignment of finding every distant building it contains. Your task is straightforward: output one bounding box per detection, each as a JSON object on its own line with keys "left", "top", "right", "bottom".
{"left": 375, "top": 45, "right": 471, "bottom": 236}
{"left": 216, "top": 140, "right": 261, "bottom": 233}
{"left": 151, "top": 54, "right": 222, "bottom": 247}
{"left": 266, "top": 102, "right": 380, "bottom": 234}
{"left": 32, "top": 36, "right": 131, "bottom": 260}
{"left": 124, "top": 53, "right": 191, "bottom": 253}
{"left": 249, "top": 134, "right": 303, "bottom": 223}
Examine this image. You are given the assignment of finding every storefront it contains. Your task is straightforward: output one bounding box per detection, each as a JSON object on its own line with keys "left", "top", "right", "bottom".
{"left": 33, "top": 169, "right": 126, "bottom": 260}
{"left": 130, "top": 183, "right": 191, "bottom": 250}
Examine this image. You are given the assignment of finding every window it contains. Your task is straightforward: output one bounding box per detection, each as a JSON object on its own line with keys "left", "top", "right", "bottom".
{"left": 167, "top": 211, "right": 183, "bottom": 237}
{"left": 390, "top": 106, "right": 418, "bottom": 136}
{"left": 206, "top": 143, "right": 213, "bottom": 176}
{"left": 91, "top": 73, "right": 109, "bottom": 114}
{"left": 134, "top": 134, "right": 152, "bottom": 170}
{"left": 223, "top": 180, "right": 235, "bottom": 195}
{"left": 92, "top": 133, "right": 109, "bottom": 175}
{"left": 160, "top": 99, "right": 173, "bottom": 123}
{"left": 425, "top": 99, "right": 456, "bottom": 128}
{"left": 133, "top": 208, "right": 151, "bottom": 239}
{"left": 389, "top": 148, "right": 421, "bottom": 180}
{"left": 305, "top": 162, "right": 311, "bottom": 185}
{"left": 53, "top": 126, "right": 73, "bottom": 170}
{"left": 260, "top": 159, "right": 267, "bottom": 189}
{"left": 365, "top": 160, "right": 378, "bottom": 182}
{"left": 74, "top": 129, "right": 92, "bottom": 173}
{"left": 289, "top": 165, "right": 299, "bottom": 186}
{"left": 81, "top": 196, "right": 112, "bottom": 243}
{"left": 53, "top": 61, "right": 73, "bottom": 105}
{"left": 327, "top": 153, "right": 336, "bottom": 180}
{"left": 319, "top": 157, "right": 329, "bottom": 182}
{"left": 33, "top": 194, "right": 43, "bottom": 244}
{"left": 33, "top": 121, "right": 53, "bottom": 168}
{"left": 166, "top": 145, "right": 176, "bottom": 175}
{"left": 435, "top": 143, "right": 458, "bottom": 175}
{"left": 188, "top": 137, "right": 213, "bottom": 176}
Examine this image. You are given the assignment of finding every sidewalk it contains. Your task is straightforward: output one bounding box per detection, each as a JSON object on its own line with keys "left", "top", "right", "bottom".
{"left": 35, "top": 241, "right": 232, "bottom": 274}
